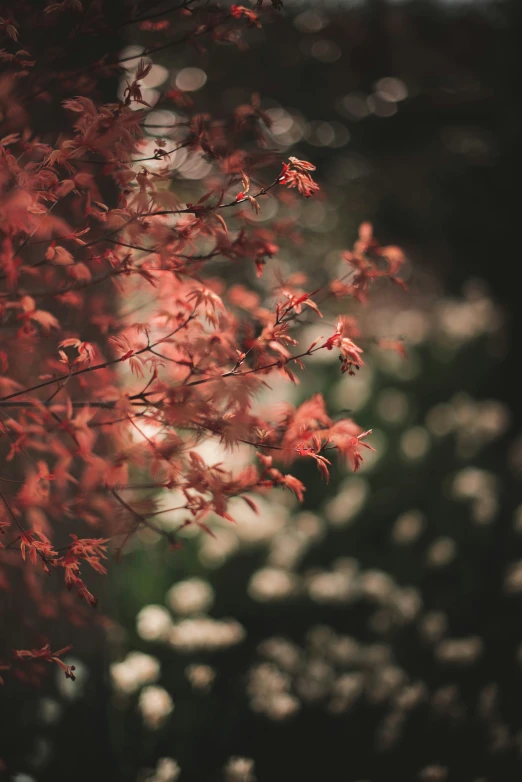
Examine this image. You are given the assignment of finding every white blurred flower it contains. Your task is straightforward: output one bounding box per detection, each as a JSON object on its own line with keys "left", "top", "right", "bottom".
{"left": 296, "top": 659, "right": 335, "bottom": 702}
{"left": 362, "top": 643, "right": 393, "bottom": 668}
{"left": 427, "top": 537, "right": 456, "bottom": 567}
{"left": 436, "top": 637, "right": 483, "bottom": 666}
{"left": 266, "top": 534, "right": 305, "bottom": 569}
{"left": 332, "top": 365, "right": 374, "bottom": 412}
{"left": 199, "top": 527, "right": 239, "bottom": 567}
{"left": 118, "top": 46, "right": 145, "bottom": 71}
{"left": 267, "top": 511, "right": 324, "bottom": 568}
{"left": 452, "top": 466, "right": 489, "bottom": 498}
{"left": 138, "top": 685, "right": 174, "bottom": 729}
{"left": 441, "top": 394, "right": 510, "bottom": 457}
{"left": 136, "top": 605, "right": 172, "bottom": 642}
{"left": 149, "top": 758, "right": 181, "bottom": 782}
{"left": 175, "top": 67, "right": 207, "bottom": 91}
{"left": 390, "top": 309, "right": 429, "bottom": 344}
{"left": 229, "top": 495, "right": 288, "bottom": 545}
{"left": 394, "top": 682, "right": 427, "bottom": 711}
{"left": 452, "top": 467, "right": 498, "bottom": 524}
{"left": 434, "top": 293, "right": 501, "bottom": 346}
{"left": 224, "top": 756, "right": 256, "bottom": 782}
{"left": 419, "top": 611, "right": 448, "bottom": 644}
{"left": 324, "top": 477, "right": 369, "bottom": 527}
{"left": 329, "top": 672, "right": 364, "bottom": 714}
{"left": 393, "top": 587, "right": 422, "bottom": 622}
{"left": 377, "top": 388, "right": 410, "bottom": 424}
{"left": 366, "top": 665, "right": 406, "bottom": 704}
{"left": 392, "top": 510, "right": 425, "bottom": 544}
{"left": 359, "top": 570, "right": 396, "bottom": 602}
{"left": 419, "top": 766, "right": 448, "bottom": 782}
{"left": 425, "top": 403, "right": 455, "bottom": 437}
{"left": 166, "top": 577, "right": 214, "bottom": 615}
{"left": 141, "top": 64, "right": 169, "bottom": 89}
{"left": 375, "top": 347, "right": 421, "bottom": 381}
{"left": 111, "top": 652, "right": 160, "bottom": 695}
{"left": 258, "top": 637, "right": 302, "bottom": 672}
{"left": 248, "top": 567, "right": 299, "bottom": 602}
{"left": 38, "top": 697, "right": 62, "bottom": 726}
{"left": 247, "top": 662, "right": 300, "bottom": 721}
{"left": 169, "top": 617, "right": 245, "bottom": 652}
{"left": 191, "top": 438, "right": 251, "bottom": 474}
{"left": 400, "top": 427, "right": 431, "bottom": 461}
{"left": 306, "top": 569, "right": 356, "bottom": 604}
{"left": 267, "top": 692, "right": 301, "bottom": 720}
{"left": 504, "top": 561, "right": 522, "bottom": 594}
{"left": 186, "top": 664, "right": 215, "bottom": 691}
{"left": 327, "top": 635, "right": 361, "bottom": 666}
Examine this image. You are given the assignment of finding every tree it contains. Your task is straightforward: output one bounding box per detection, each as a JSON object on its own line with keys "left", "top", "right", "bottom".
{"left": 0, "top": 0, "right": 405, "bottom": 685}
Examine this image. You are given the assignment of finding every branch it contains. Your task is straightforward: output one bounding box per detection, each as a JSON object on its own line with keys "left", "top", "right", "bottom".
{"left": 0, "top": 313, "right": 196, "bottom": 403}
{"left": 117, "top": 0, "right": 199, "bottom": 29}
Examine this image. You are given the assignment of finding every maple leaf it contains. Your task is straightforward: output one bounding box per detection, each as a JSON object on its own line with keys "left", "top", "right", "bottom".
{"left": 13, "top": 644, "right": 76, "bottom": 681}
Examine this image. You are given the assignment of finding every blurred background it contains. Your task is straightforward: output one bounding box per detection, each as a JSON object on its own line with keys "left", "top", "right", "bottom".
{"left": 2, "top": 1, "right": 521, "bottom": 780}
